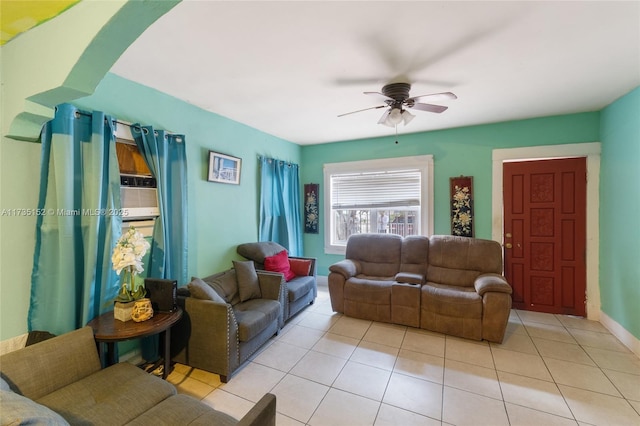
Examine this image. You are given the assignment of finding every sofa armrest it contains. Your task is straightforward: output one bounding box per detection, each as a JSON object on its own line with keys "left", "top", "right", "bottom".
{"left": 329, "top": 259, "right": 360, "bottom": 279}
{"left": 257, "top": 271, "right": 286, "bottom": 327}
{"left": 175, "top": 297, "right": 239, "bottom": 375}
{"left": 238, "top": 393, "right": 277, "bottom": 426}
{"left": 474, "top": 273, "right": 512, "bottom": 296}
{"left": 257, "top": 271, "right": 285, "bottom": 301}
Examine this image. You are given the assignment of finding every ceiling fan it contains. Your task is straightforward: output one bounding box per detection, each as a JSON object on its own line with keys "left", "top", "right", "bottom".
{"left": 338, "top": 82, "right": 457, "bottom": 127}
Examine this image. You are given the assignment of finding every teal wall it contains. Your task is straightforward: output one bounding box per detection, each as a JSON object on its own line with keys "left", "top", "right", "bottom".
{"left": 75, "top": 73, "right": 301, "bottom": 280}
{"left": 599, "top": 87, "right": 640, "bottom": 338}
{"left": 1, "top": 1, "right": 179, "bottom": 341}
{"left": 1, "top": 0, "right": 637, "bottom": 346}
{"left": 301, "top": 113, "right": 601, "bottom": 275}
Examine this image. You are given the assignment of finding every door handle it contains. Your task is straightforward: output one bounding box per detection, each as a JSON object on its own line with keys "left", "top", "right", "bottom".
{"left": 505, "top": 243, "right": 513, "bottom": 249}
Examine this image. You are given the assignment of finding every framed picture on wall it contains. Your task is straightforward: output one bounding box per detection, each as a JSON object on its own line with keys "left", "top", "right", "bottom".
{"left": 208, "top": 151, "right": 242, "bottom": 185}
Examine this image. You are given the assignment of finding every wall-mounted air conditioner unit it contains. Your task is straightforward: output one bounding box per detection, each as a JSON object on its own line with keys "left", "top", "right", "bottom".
{"left": 121, "top": 176, "right": 160, "bottom": 220}
{"left": 115, "top": 123, "right": 160, "bottom": 221}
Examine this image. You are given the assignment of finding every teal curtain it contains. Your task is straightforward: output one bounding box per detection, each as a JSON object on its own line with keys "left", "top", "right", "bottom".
{"left": 259, "top": 157, "right": 303, "bottom": 256}
{"left": 29, "top": 104, "right": 122, "bottom": 335}
{"left": 130, "top": 125, "right": 188, "bottom": 285}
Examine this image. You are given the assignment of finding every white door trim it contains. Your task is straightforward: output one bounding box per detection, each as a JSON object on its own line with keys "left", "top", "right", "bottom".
{"left": 492, "top": 142, "right": 601, "bottom": 320}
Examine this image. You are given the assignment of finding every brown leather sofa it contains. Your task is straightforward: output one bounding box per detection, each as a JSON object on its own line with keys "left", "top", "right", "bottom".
{"left": 328, "top": 234, "right": 512, "bottom": 343}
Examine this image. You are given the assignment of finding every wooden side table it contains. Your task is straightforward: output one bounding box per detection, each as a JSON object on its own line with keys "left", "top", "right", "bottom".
{"left": 87, "top": 308, "right": 182, "bottom": 379}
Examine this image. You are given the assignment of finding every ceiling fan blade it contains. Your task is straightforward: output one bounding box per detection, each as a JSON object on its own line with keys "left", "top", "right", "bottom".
{"left": 409, "top": 103, "right": 448, "bottom": 113}
{"left": 364, "top": 91, "right": 394, "bottom": 101}
{"left": 377, "top": 109, "right": 391, "bottom": 124}
{"left": 408, "top": 92, "right": 457, "bottom": 102}
{"left": 338, "top": 105, "right": 387, "bottom": 117}
{"left": 334, "top": 77, "right": 387, "bottom": 86}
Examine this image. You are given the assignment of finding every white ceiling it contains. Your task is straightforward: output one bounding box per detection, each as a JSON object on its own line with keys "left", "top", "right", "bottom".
{"left": 110, "top": 1, "right": 640, "bottom": 145}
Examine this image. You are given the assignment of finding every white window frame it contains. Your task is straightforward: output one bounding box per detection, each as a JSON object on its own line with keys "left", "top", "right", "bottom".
{"left": 323, "top": 155, "right": 434, "bottom": 255}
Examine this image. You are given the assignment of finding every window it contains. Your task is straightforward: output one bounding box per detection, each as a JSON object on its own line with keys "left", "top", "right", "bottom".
{"left": 323, "top": 155, "right": 433, "bottom": 254}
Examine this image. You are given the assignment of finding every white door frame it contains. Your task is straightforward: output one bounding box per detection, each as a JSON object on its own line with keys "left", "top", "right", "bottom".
{"left": 492, "top": 142, "right": 601, "bottom": 320}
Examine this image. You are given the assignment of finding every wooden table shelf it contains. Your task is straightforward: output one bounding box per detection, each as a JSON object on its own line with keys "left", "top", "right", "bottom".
{"left": 87, "top": 308, "right": 182, "bottom": 379}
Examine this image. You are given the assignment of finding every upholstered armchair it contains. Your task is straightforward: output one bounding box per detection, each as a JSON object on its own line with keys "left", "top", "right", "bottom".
{"left": 171, "top": 263, "right": 284, "bottom": 382}
{"left": 237, "top": 242, "right": 317, "bottom": 322}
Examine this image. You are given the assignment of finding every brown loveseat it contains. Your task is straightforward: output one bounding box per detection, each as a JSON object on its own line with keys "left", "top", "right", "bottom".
{"left": 0, "top": 326, "right": 276, "bottom": 425}
{"left": 328, "top": 234, "right": 512, "bottom": 343}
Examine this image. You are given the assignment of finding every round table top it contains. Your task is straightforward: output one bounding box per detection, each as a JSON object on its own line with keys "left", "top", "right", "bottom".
{"left": 87, "top": 307, "right": 183, "bottom": 342}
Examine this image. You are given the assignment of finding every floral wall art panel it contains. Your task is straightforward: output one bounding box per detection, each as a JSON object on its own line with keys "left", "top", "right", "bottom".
{"left": 304, "top": 183, "right": 319, "bottom": 234}
{"left": 450, "top": 176, "right": 474, "bottom": 237}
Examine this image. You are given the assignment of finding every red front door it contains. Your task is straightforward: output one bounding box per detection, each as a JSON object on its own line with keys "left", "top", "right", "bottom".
{"left": 503, "top": 158, "right": 587, "bottom": 316}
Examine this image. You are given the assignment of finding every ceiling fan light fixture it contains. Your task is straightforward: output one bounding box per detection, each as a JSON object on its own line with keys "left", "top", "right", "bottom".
{"left": 401, "top": 110, "right": 415, "bottom": 125}
{"left": 384, "top": 108, "right": 403, "bottom": 127}
{"left": 341, "top": 83, "right": 456, "bottom": 127}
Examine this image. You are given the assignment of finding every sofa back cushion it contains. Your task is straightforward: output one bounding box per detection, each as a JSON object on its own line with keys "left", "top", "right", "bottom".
{"left": 237, "top": 242, "right": 287, "bottom": 269}
{"left": 202, "top": 269, "right": 241, "bottom": 305}
{"left": 188, "top": 277, "right": 227, "bottom": 304}
{"left": 400, "top": 235, "right": 429, "bottom": 275}
{"left": 346, "top": 234, "right": 402, "bottom": 277}
{"left": 0, "top": 326, "right": 101, "bottom": 401}
{"left": 427, "top": 235, "right": 503, "bottom": 287}
{"left": 234, "top": 260, "right": 263, "bottom": 301}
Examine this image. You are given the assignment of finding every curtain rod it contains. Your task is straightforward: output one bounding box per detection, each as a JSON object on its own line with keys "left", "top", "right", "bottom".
{"left": 258, "top": 155, "right": 298, "bottom": 167}
{"left": 72, "top": 109, "right": 175, "bottom": 135}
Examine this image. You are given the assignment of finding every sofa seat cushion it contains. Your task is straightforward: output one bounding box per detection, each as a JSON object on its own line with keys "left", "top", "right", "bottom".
{"left": 344, "top": 277, "right": 393, "bottom": 305}
{"left": 233, "top": 299, "right": 281, "bottom": 342}
{"left": 128, "top": 394, "right": 237, "bottom": 426}
{"left": 421, "top": 283, "right": 482, "bottom": 319}
{"left": 286, "top": 276, "right": 315, "bottom": 302}
{"left": 36, "top": 363, "right": 175, "bottom": 425}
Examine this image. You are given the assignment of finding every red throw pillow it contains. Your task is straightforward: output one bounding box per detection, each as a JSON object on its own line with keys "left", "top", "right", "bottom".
{"left": 289, "top": 258, "right": 312, "bottom": 277}
{"left": 264, "top": 250, "right": 296, "bottom": 281}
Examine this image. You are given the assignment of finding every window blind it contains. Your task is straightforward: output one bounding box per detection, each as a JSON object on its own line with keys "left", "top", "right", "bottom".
{"left": 331, "top": 170, "right": 421, "bottom": 209}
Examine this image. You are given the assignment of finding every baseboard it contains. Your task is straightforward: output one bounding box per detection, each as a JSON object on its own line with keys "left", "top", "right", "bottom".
{"left": 599, "top": 311, "right": 640, "bottom": 357}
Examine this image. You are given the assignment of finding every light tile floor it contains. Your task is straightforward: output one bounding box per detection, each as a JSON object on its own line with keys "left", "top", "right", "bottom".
{"left": 167, "top": 278, "right": 640, "bottom": 425}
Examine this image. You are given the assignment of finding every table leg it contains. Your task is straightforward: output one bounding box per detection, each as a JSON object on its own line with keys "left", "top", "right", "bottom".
{"left": 162, "top": 328, "right": 171, "bottom": 379}
{"left": 105, "top": 342, "right": 118, "bottom": 366}
{"left": 96, "top": 341, "right": 105, "bottom": 368}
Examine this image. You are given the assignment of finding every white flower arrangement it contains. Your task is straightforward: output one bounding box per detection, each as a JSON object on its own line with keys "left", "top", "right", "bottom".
{"left": 112, "top": 227, "right": 151, "bottom": 302}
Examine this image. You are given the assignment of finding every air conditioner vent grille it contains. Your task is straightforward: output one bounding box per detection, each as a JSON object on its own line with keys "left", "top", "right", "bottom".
{"left": 121, "top": 187, "right": 159, "bottom": 220}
